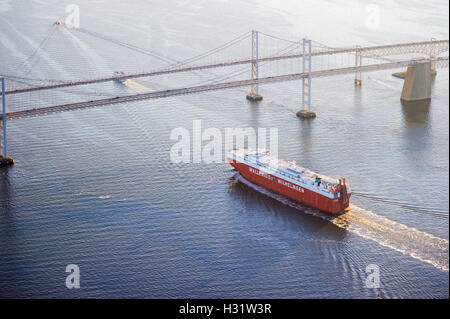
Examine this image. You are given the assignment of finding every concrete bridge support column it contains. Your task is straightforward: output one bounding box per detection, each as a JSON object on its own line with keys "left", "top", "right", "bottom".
{"left": 0, "top": 77, "right": 14, "bottom": 167}
{"left": 247, "top": 30, "right": 263, "bottom": 102}
{"left": 400, "top": 61, "right": 432, "bottom": 102}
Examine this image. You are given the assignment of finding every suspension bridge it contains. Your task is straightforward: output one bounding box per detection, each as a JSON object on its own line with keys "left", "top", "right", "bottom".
{"left": 0, "top": 23, "right": 449, "bottom": 166}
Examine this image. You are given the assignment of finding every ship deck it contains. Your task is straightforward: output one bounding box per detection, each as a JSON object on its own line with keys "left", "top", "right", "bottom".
{"left": 229, "top": 149, "right": 350, "bottom": 198}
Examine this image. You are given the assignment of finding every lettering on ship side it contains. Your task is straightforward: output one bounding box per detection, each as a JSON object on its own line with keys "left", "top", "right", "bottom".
{"left": 249, "top": 167, "right": 305, "bottom": 193}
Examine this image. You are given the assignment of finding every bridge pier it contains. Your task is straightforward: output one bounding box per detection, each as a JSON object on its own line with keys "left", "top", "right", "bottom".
{"left": 400, "top": 61, "right": 432, "bottom": 102}
{"left": 0, "top": 78, "right": 14, "bottom": 167}
{"left": 297, "top": 39, "right": 316, "bottom": 119}
{"left": 247, "top": 30, "right": 263, "bottom": 102}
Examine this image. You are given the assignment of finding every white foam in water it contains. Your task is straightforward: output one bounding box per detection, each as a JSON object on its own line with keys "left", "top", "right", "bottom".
{"left": 123, "top": 79, "right": 152, "bottom": 94}
{"left": 234, "top": 173, "right": 449, "bottom": 271}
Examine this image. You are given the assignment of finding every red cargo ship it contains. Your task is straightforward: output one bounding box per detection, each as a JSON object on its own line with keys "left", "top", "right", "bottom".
{"left": 227, "top": 149, "right": 351, "bottom": 214}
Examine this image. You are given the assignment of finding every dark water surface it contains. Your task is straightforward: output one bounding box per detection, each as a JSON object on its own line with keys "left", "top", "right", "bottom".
{"left": 0, "top": 0, "right": 448, "bottom": 298}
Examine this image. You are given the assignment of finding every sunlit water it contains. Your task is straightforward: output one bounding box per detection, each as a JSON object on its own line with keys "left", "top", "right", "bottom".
{"left": 0, "top": 0, "right": 448, "bottom": 298}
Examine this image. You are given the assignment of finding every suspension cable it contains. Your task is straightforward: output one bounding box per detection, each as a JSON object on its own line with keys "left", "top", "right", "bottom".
{"left": 169, "top": 31, "right": 252, "bottom": 68}
{"left": 15, "top": 24, "right": 59, "bottom": 73}
{"left": 258, "top": 31, "right": 299, "bottom": 44}
{"left": 191, "top": 41, "right": 300, "bottom": 86}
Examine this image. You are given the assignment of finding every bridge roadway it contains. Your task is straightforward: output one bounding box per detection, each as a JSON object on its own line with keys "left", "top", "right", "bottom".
{"left": 1, "top": 56, "right": 448, "bottom": 121}
{"left": 4, "top": 40, "right": 449, "bottom": 95}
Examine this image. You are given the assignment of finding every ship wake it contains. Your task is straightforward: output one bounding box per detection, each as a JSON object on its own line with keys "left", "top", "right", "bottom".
{"left": 234, "top": 173, "right": 449, "bottom": 271}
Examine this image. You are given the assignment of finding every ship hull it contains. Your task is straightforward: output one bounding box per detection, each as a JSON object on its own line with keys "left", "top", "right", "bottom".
{"left": 229, "top": 159, "right": 350, "bottom": 214}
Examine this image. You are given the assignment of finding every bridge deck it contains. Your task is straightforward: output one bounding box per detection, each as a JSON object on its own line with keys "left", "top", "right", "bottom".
{"left": 2, "top": 56, "right": 447, "bottom": 121}
{"left": 4, "top": 40, "right": 448, "bottom": 95}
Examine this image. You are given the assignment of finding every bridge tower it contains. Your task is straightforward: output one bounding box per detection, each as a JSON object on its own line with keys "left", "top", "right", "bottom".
{"left": 429, "top": 38, "right": 438, "bottom": 76}
{"left": 297, "top": 39, "right": 316, "bottom": 119}
{"left": 246, "top": 30, "right": 263, "bottom": 102}
{"left": 354, "top": 46, "right": 362, "bottom": 86}
{"left": 0, "top": 77, "right": 14, "bottom": 167}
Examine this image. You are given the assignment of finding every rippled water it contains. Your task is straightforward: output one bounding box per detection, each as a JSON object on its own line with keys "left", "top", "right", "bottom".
{"left": 0, "top": 0, "right": 448, "bottom": 298}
